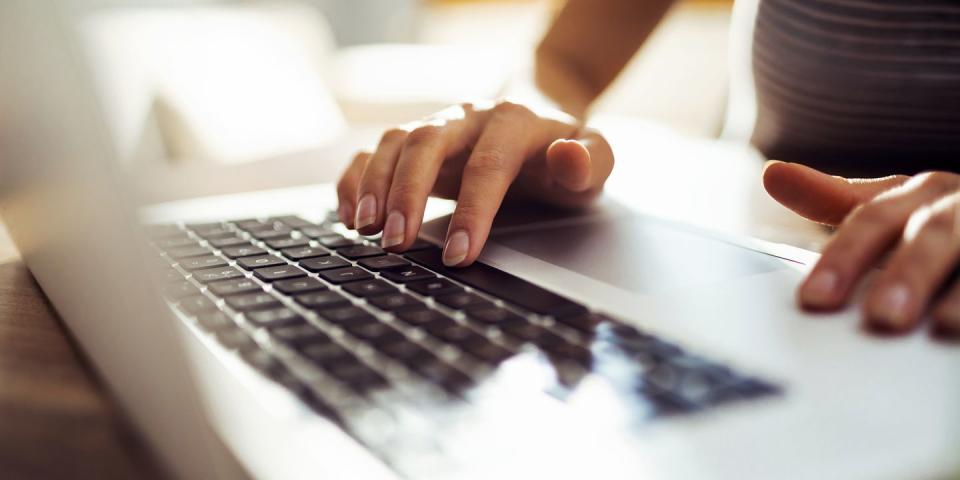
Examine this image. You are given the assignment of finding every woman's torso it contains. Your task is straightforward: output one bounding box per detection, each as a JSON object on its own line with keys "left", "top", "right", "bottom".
{"left": 743, "top": 0, "right": 960, "bottom": 176}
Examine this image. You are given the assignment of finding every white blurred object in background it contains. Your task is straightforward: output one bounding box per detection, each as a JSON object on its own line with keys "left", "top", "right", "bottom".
{"left": 311, "top": 0, "right": 420, "bottom": 46}
{"left": 330, "top": 44, "right": 514, "bottom": 124}
{"left": 81, "top": 3, "right": 346, "bottom": 166}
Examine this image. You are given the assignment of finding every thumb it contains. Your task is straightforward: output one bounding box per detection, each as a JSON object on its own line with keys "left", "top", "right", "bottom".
{"left": 545, "top": 130, "right": 614, "bottom": 192}
{"left": 762, "top": 160, "right": 909, "bottom": 225}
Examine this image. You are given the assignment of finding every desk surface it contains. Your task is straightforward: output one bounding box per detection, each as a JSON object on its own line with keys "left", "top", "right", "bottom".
{"left": 0, "top": 222, "right": 163, "bottom": 479}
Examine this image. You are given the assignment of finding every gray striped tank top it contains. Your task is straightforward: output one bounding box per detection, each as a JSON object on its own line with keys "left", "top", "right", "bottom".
{"left": 750, "top": 0, "right": 960, "bottom": 176}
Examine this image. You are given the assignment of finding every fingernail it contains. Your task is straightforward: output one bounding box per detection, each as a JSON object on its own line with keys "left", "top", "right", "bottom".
{"left": 382, "top": 211, "right": 405, "bottom": 249}
{"left": 338, "top": 204, "right": 354, "bottom": 227}
{"left": 872, "top": 283, "right": 912, "bottom": 328}
{"left": 355, "top": 194, "right": 377, "bottom": 229}
{"left": 443, "top": 230, "right": 469, "bottom": 267}
{"left": 801, "top": 269, "right": 839, "bottom": 308}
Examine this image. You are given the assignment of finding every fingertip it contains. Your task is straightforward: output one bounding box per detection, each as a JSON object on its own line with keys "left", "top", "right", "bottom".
{"left": 797, "top": 268, "right": 848, "bottom": 311}
{"left": 547, "top": 139, "right": 592, "bottom": 192}
{"left": 761, "top": 160, "right": 802, "bottom": 200}
{"left": 338, "top": 203, "right": 355, "bottom": 229}
{"left": 442, "top": 229, "right": 471, "bottom": 267}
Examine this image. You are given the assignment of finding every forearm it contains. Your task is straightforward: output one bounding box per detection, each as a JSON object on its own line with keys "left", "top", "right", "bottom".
{"left": 531, "top": 0, "right": 677, "bottom": 119}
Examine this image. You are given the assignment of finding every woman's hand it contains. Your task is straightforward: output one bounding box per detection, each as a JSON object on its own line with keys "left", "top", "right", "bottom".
{"left": 763, "top": 161, "right": 960, "bottom": 335}
{"left": 337, "top": 100, "right": 614, "bottom": 267}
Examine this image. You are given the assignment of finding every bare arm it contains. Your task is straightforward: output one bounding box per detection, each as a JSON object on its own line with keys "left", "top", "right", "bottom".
{"left": 535, "top": 0, "right": 676, "bottom": 118}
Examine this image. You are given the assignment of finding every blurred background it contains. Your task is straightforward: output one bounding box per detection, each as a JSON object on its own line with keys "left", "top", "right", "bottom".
{"left": 73, "top": 0, "right": 734, "bottom": 201}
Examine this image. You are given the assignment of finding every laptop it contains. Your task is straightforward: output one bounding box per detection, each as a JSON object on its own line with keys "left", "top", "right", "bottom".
{"left": 1, "top": 1, "right": 957, "bottom": 479}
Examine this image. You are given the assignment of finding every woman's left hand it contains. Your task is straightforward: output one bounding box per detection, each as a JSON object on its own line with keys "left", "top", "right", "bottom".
{"left": 762, "top": 161, "right": 960, "bottom": 335}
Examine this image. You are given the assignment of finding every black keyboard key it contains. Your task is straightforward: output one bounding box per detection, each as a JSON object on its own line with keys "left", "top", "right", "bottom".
{"left": 395, "top": 308, "right": 453, "bottom": 328}
{"left": 237, "top": 255, "right": 286, "bottom": 270}
{"left": 357, "top": 255, "right": 409, "bottom": 271}
{"left": 281, "top": 246, "right": 329, "bottom": 261}
{"left": 337, "top": 245, "right": 385, "bottom": 259}
{"left": 273, "top": 277, "right": 327, "bottom": 295}
{"left": 500, "top": 321, "right": 548, "bottom": 342}
{"left": 318, "top": 267, "right": 372, "bottom": 284}
{"left": 253, "top": 265, "right": 307, "bottom": 282}
{"left": 378, "top": 340, "right": 435, "bottom": 364}
{"left": 300, "top": 342, "right": 355, "bottom": 366}
{"left": 409, "top": 360, "right": 472, "bottom": 392}
{"left": 318, "top": 306, "right": 377, "bottom": 326}
{"left": 208, "top": 236, "right": 250, "bottom": 249}
{"left": 216, "top": 328, "right": 257, "bottom": 351}
{"left": 342, "top": 279, "right": 397, "bottom": 298}
{"left": 295, "top": 291, "right": 350, "bottom": 310}
{"left": 406, "top": 239, "right": 436, "bottom": 251}
{"left": 225, "top": 292, "right": 281, "bottom": 311}
{"left": 270, "top": 215, "right": 314, "bottom": 229}
{"left": 234, "top": 219, "right": 270, "bottom": 231}
{"left": 168, "top": 245, "right": 213, "bottom": 259}
{"left": 246, "top": 307, "right": 303, "bottom": 328}
{"left": 424, "top": 322, "right": 485, "bottom": 344}
{"left": 299, "top": 226, "right": 336, "bottom": 239}
{"left": 178, "top": 295, "right": 220, "bottom": 315}
{"left": 466, "top": 306, "right": 524, "bottom": 326}
{"left": 317, "top": 234, "right": 360, "bottom": 249}
{"left": 196, "top": 312, "right": 233, "bottom": 331}
{"left": 164, "top": 281, "right": 199, "bottom": 300}
{"left": 344, "top": 322, "right": 406, "bottom": 345}
{"left": 435, "top": 292, "right": 491, "bottom": 310}
{"left": 222, "top": 245, "right": 267, "bottom": 258}
{"left": 192, "top": 267, "right": 244, "bottom": 284}
{"left": 405, "top": 248, "right": 587, "bottom": 317}
{"left": 544, "top": 342, "right": 593, "bottom": 366}
{"left": 208, "top": 277, "right": 262, "bottom": 296}
{"left": 266, "top": 237, "right": 310, "bottom": 250}
{"left": 325, "top": 363, "right": 388, "bottom": 391}
{"left": 299, "top": 256, "right": 350, "bottom": 272}
{"left": 273, "top": 370, "right": 311, "bottom": 401}
{"left": 271, "top": 323, "right": 330, "bottom": 346}
{"left": 406, "top": 278, "right": 462, "bottom": 297}
{"left": 555, "top": 313, "right": 601, "bottom": 333}
{"left": 239, "top": 349, "right": 282, "bottom": 374}
{"left": 180, "top": 256, "right": 229, "bottom": 271}
{"left": 460, "top": 339, "right": 514, "bottom": 364}
{"left": 367, "top": 293, "right": 423, "bottom": 312}
{"left": 379, "top": 266, "right": 434, "bottom": 283}
{"left": 194, "top": 227, "right": 235, "bottom": 240}
{"left": 154, "top": 237, "right": 198, "bottom": 251}
{"left": 249, "top": 225, "right": 293, "bottom": 239}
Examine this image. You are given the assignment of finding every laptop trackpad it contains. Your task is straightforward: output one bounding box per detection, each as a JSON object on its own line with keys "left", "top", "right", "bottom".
{"left": 491, "top": 214, "right": 785, "bottom": 295}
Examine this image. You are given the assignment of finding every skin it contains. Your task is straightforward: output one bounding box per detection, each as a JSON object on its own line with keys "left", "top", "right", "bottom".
{"left": 337, "top": 0, "right": 960, "bottom": 336}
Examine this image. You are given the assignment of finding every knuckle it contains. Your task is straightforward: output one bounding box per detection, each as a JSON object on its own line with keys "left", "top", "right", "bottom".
{"left": 921, "top": 208, "right": 954, "bottom": 233}
{"left": 847, "top": 201, "right": 894, "bottom": 227}
{"left": 352, "top": 150, "right": 372, "bottom": 164}
{"left": 466, "top": 149, "right": 508, "bottom": 173}
{"left": 379, "top": 128, "right": 409, "bottom": 146}
{"left": 493, "top": 100, "right": 532, "bottom": 118}
{"left": 405, "top": 125, "right": 443, "bottom": 148}
{"left": 386, "top": 180, "right": 418, "bottom": 203}
{"left": 916, "top": 171, "right": 958, "bottom": 192}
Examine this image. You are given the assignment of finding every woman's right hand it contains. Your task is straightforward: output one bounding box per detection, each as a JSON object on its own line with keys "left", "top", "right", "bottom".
{"left": 336, "top": 100, "right": 614, "bottom": 267}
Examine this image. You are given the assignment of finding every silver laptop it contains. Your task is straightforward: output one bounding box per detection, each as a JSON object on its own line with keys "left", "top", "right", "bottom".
{"left": 1, "top": 1, "right": 958, "bottom": 479}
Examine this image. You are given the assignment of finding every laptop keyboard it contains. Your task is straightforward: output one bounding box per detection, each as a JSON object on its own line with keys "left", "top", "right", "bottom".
{"left": 148, "top": 214, "right": 780, "bottom": 426}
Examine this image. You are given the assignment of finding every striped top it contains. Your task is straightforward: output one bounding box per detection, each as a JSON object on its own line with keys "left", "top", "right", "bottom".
{"left": 750, "top": 0, "right": 960, "bottom": 176}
